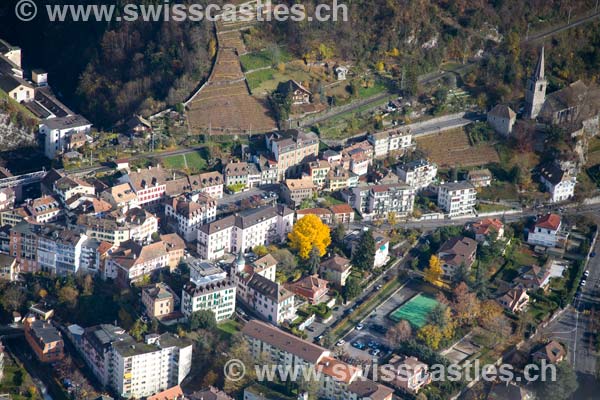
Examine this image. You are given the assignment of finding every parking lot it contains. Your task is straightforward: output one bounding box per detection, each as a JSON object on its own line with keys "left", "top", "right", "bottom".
{"left": 338, "top": 285, "right": 418, "bottom": 362}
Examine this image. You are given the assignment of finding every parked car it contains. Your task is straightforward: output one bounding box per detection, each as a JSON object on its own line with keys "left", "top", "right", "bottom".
{"left": 355, "top": 323, "right": 364, "bottom": 331}
{"left": 581, "top": 280, "right": 587, "bottom": 286}
{"left": 376, "top": 284, "right": 383, "bottom": 290}
{"left": 315, "top": 334, "right": 324, "bottom": 343}
{"left": 591, "top": 252, "right": 596, "bottom": 258}
{"left": 352, "top": 341, "right": 366, "bottom": 350}
{"left": 369, "top": 348, "right": 381, "bottom": 356}
{"left": 370, "top": 324, "right": 387, "bottom": 334}
{"left": 336, "top": 339, "right": 345, "bottom": 347}
{"left": 367, "top": 340, "right": 380, "bottom": 348}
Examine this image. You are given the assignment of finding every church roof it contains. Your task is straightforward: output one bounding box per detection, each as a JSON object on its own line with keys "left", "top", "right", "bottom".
{"left": 488, "top": 104, "right": 516, "bottom": 119}
{"left": 533, "top": 46, "right": 545, "bottom": 80}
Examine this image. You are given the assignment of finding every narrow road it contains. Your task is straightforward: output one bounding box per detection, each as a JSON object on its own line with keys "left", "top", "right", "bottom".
{"left": 524, "top": 10, "right": 600, "bottom": 43}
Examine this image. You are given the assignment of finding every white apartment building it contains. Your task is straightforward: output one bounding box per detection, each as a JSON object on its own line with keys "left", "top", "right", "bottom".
{"left": 367, "top": 129, "right": 413, "bottom": 159}
{"left": 539, "top": 163, "right": 576, "bottom": 203}
{"left": 24, "top": 195, "right": 62, "bottom": 224}
{"left": 367, "top": 184, "right": 415, "bottom": 219}
{"left": 437, "top": 181, "right": 476, "bottom": 217}
{"left": 188, "top": 171, "right": 224, "bottom": 199}
{"left": 197, "top": 205, "right": 294, "bottom": 260}
{"left": 396, "top": 159, "right": 438, "bottom": 190}
{"left": 232, "top": 253, "right": 295, "bottom": 325}
{"left": 104, "top": 240, "right": 169, "bottom": 283}
{"left": 53, "top": 176, "right": 95, "bottom": 204}
{"left": 40, "top": 115, "right": 92, "bottom": 159}
{"left": 77, "top": 207, "right": 158, "bottom": 246}
{"left": 36, "top": 227, "right": 86, "bottom": 275}
{"left": 347, "top": 184, "right": 414, "bottom": 220}
{"left": 181, "top": 279, "right": 236, "bottom": 322}
{"left": 165, "top": 194, "right": 216, "bottom": 242}
{"left": 76, "top": 325, "right": 192, "bottom": 399}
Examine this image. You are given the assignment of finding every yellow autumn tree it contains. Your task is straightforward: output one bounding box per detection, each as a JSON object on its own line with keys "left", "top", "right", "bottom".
{"left": 288, "top": 214, "right": 331, "bottom": 259}
{"left": 424, "top": 255, "right": 444, "bottom": 286}
{"left": 376, "top": 61, "right": 385, "bottom": 72}
{"left": 208, "top": 38, "right": 217, "bottom": 58}
{"left": 417, "top": 324, "right": 442, "bottom": 350}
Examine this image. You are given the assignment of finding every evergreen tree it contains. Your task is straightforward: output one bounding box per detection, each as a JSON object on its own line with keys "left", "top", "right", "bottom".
{"left": 352, "top": 230, "right": 376, "bottom": 270}
{"left": 344, "top": 277, "right": 362, "bottom": 301}
{"left": 308, "top": 246, "right": 321, "bottom": 275}
{"left": 333, "top": 223, "right": 346, "bottom": 248}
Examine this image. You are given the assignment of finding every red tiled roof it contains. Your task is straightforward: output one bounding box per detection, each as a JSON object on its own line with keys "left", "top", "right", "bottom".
{"left": 329, "top": 204, "right": 353, "bottom": 214}
{"left": 535, "top": 214, "right": 561, "bottom": 231}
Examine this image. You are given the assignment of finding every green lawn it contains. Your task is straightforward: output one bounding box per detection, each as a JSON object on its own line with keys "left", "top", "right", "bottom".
{"left": 317, "top": 96, "right": 392, "bottom": 140}
{"left": 218, "top": 320, "right": 242, "bottom": 339}
{"left": 357, "top": 81, "right": 387, "bottom": 99}
{"left": 246, "top": 66, "right": 319, "bottom": 95}
{"left": 161, "top": 151, "right": 207, "bottom": 173}
{"left": 511, "top": 247, "right": 538, "bottom": 266}
{"left": 240, "top": 48, "right": 292, "bottom": 71}
{"left": 246, "top": 68, "right": 275, "bottom": 91}
{"left": 0, "top": 355, "right": 42, "bottom": 400}
{"left": 476, "top": 203, "right": 513, "bottom": 213}
{"left": 478, "top": 182, "right": 520, "bottom": 202}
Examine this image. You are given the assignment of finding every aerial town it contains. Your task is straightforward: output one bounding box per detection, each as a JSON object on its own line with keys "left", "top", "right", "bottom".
{"left": 0, "top": 1, "right": 600, "bottom": 400}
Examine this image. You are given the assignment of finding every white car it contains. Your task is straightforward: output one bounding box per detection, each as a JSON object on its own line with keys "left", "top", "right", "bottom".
{"left": 336, "top": 339, "right": 345, "bottom": 347}
{"left": 580, "top": 280, "right": 587, "bottom": 286}
{"left": 584, "top": 270, "right": 590, "bottom": 277}
{"left": 355, "top": 324, "right": 364, "bottom": 331}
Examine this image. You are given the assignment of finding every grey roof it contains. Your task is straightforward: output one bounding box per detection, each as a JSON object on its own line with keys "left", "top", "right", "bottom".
{"left": 29, "top": 320, "right": 62, "bottom": 344}
{"left": 439, "top": 181, "right": 474, "bottom": 191}
{"left": 398, "top": 159, "right": 433, "bottom": 171}
{"left": 533, "top": 46, "right": 545, "bottom": 80}
{"left": 0, "top": 74, "right": 31, "bottom": 93}
{"left": 201, "top": 205, "right": 291, "bottom": 235}
{"left": 242, "top": 319, "right": 325, "bottom": 363}
{"left": 41, "top": 115, "right": 91, "bottom": 131}
{"left": 183, "top": 279, "right": 235, "bottom": 297}
{"left": 539, "top": 162, "right": 565, "bottom": 185}
{"left": 488, "top": 104, "right": 516, "bottom": 119}
{"left": 188, "top": 388, "right": 233, "bottom": 400}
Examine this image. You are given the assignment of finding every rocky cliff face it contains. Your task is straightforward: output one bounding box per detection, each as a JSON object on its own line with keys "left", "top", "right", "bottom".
{"left": 0, "top": 111, "right": 36, "bottom": 150}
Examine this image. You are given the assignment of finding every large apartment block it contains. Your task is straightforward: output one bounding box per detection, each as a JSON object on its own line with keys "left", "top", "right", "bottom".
{"left": 266, "top": 130, "right": 319, "bottom": 180}
{"left": 74, "top": 324, "right": 192, "bottom": 399}
{"left": 395, "top": 159, "right": 438, "bottom": 190}
{"left": 165, "top": 194, "right": 217, "bottom": 242}
{"left": 181, "top": 279, "right": 236, "bottom": 322}
{"left": 437, "top": 181, "right": 476, "bottom": 217}
{"left": 242, "top": 320, "right": 393, "bottom": 400}
{"left": 197, "top": 205, "right": 294, "bottom": 260}
{"left": 348, "top": 184, "right": 415, "bottom": 220}
{"left": 367, "top": 128, "right": 413, "bottom": 159}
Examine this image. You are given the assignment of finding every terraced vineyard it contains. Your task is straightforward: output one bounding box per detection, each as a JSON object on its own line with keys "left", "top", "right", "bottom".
{"left": 186, "top": 1, "right": 277, "bottom": 135}
{"left": 415, "top": 128, "right": 499, "bottom": 168}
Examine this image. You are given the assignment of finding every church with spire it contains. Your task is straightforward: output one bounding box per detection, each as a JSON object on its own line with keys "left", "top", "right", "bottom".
{"left": 525, "top": 47, "right": 548, "bottom": 120}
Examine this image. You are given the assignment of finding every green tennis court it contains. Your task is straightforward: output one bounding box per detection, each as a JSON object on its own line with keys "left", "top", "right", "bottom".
{"left": 389, "top": 294, "right": 439, "bottom": 328}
